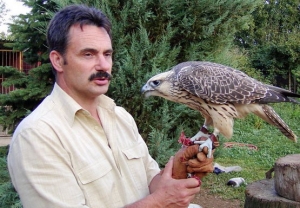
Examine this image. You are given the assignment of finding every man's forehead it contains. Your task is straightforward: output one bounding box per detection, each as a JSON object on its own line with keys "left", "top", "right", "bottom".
{"left": 67, "top": 24, "right": 112, "bottom": 48}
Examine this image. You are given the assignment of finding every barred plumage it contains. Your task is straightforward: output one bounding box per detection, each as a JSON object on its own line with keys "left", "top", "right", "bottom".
{"left": 141, "top": 61, "right": 299, "bottom": 142}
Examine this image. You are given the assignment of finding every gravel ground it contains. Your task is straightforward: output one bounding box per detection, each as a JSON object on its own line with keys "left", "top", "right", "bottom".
{"left": 192, "top": 188, "right": 242, "bottom": 208}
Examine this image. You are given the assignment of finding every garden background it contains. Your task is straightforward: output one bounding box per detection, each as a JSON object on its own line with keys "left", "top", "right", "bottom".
{"left": 0, "top": 0, "right": 299, "bottom": 207}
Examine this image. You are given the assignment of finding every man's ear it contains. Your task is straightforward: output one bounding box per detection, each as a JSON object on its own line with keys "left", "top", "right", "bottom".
{"left": 49, "top": 50, "right": 64, "bottom": 73}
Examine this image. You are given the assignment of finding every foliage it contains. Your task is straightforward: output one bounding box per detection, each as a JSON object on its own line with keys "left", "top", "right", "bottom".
{"left": 6, "top": 0, "right": 57, "bottom": 64}
{"left": 0, "top": 0, "right": 8, "bottom": 26}
{"left": 0, "top": 64, "right": 54, "bottom": 132}
{"left": 0, "top": 0, "right": 56, "bottom": 132}
{"left": 0, "top": 0, "right": 8, "bottom": 39}
{"left": 0, "top": 146, "right": 22, "bottom": 208}
{"left": 235, "top": 0, "right": 300, "bottom": 91}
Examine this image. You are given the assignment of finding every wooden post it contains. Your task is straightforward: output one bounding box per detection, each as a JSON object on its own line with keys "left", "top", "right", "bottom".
{"left": 245, "top": 179, "right": 300, "bottom": 208}
{"left": 275, "top": 154, "right": 300, "bottom": 202}
{"left": 244, "top": 154, "right": 300, "bottom": 208}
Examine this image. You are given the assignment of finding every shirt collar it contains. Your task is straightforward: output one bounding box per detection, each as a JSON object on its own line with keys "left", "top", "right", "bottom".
{"left": 50, "top": 83, "right": 116, "bottom": 126}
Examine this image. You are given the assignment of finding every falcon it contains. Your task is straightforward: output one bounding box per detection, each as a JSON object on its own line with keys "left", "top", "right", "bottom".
{"left": 141, "top": 61, "right": 299, "bottom": 155}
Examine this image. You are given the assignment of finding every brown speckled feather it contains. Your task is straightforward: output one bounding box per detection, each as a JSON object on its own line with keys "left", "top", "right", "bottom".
{"left": 174, "top": 62, "right": 300, "bottom": 105}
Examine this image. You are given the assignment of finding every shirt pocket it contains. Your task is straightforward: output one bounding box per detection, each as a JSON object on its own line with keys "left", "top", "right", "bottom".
{"left": 76, "top": 160, "right": 118, "bottom": 207}
{"left": 77, "top": 159, "right": 112, "bottom": 184}
{"left": 121, "top": 144, "right": 149, "bottom": 192}
{"left": 122, "top": 143, "right": 144, "bottom": 160}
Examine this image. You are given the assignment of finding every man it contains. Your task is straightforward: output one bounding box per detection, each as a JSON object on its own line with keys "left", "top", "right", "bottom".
{"left": 7, "top": 4, "right": 201, "bottom": 208}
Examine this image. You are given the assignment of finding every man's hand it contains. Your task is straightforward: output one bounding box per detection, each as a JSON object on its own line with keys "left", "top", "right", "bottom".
{"left": 187, "top": 150, "right": 214, "bottom": 179}
{"left": 172, "top": 144, "right": 214, "bottom": 180}
{"left": 149, "top": 157, "right": 200, "bottom": 208}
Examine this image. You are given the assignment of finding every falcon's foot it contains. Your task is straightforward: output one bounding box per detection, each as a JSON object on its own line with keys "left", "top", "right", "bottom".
{"left": 193, "top": 133, "right": 219, "bottom": 158}
{"left": 178, "top": 128, "right": 219, "bottom": 158}
{"left": 194, "top": 138, "right": 213, "bottom": 158}
{"left": 190, "top": 126, "right": 210, "bottom": 142}
{"left": 188, "top": 126, "right": 215, "bottom": 158}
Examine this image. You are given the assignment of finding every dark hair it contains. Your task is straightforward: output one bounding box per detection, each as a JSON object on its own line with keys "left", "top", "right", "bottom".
{"left": 47, "top": 4, "right": 112, "bottom": 65}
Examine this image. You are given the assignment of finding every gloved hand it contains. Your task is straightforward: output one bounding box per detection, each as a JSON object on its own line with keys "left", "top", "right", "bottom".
{"left": 187, "top": 150, "right": 214, "bottom": 179}
{"left": 172, "top": 144, "right": 214, "bottom": 180}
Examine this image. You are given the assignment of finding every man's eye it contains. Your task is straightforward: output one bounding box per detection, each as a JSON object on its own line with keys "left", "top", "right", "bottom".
{"left": 85, "top": 53, "right": 93, "bottom": 57}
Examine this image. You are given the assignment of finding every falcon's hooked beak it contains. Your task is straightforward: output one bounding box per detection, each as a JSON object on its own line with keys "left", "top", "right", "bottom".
{"left": 141, "top": 80, "right": 161, "bottom": 97}
{"left": 141, "top": 71, "right": 172, "bottom": 98}
{"left": 141, "top": 71, "right": 167, "bottom": 97}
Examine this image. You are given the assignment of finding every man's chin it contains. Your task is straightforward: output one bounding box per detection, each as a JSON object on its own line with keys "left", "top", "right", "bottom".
{"left": 95, "top": 84, "right": 109, "bottom": 95}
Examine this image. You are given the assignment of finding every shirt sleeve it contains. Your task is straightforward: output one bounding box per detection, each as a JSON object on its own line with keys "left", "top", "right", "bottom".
{"left": 8, "top": 126, "right": 90, "bottom": 208}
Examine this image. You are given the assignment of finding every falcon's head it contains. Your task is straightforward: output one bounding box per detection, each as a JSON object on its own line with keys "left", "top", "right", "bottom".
{"left": 141, "top": 71, "right": 174, "bottom": 99}
{"left": 141, "top": 62, "right": 199, "bottom": 102}
{"left": 141, "top": 69, "right": 192, "bottom": 106}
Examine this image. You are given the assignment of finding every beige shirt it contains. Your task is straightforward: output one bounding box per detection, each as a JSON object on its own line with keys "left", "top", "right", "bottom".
{"left": 8, "top": 84, "right": 160, "bottom": 208}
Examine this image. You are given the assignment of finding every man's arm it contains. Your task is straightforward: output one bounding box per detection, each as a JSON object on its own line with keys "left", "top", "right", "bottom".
{"left": 125, "top": 156, "right": 200, "bottom": 208}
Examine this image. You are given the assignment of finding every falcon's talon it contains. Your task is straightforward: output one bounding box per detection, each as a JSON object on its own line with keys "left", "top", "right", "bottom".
{"left": 199, "top": 138, "right": 213, "bottom": 158}
{"left": 190, "top": 130, "right": 210, "bottom": 141}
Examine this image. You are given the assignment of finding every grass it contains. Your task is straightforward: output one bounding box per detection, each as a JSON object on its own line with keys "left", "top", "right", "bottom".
{"left": 201, "top": 102, "right": 300, "bottom": 206}
{"left": 0, "top": 103, "right": 299, "bottom": 207}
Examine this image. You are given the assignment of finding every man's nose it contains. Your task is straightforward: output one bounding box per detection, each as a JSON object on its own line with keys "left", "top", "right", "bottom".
{"left": 95, "top": 55, "right": 112, "bottom": 71}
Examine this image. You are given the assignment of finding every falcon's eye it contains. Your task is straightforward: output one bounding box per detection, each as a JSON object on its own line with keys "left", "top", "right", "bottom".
{"left": 151, "top": 80, "right": 161, "bottom": 87}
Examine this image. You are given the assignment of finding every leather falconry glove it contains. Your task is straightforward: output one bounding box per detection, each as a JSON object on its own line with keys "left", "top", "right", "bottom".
{"left": 172, "top": 144, "right": 214, "bottom": 180}
{"left": 187, "top": 149, "right": 214, "bottom": 179}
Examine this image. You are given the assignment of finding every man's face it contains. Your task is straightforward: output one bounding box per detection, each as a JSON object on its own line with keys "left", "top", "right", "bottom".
{"left": 53, "top": 24, "right": 113, "bottom": 101}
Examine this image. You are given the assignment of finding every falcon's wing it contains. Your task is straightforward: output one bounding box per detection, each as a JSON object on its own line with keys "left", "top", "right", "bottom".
{"left": 173, "top": 61, "right": 267, "bottom": 104}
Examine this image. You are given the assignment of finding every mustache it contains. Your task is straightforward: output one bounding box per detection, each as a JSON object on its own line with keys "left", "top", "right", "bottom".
{"left": 88, "top": 71, "right": 112, "bottom": 81}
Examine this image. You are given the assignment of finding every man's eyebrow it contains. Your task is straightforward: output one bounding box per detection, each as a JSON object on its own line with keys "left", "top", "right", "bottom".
{"left": 79, "top": 48, "right": 113, "bottom": 53}
{"left": 80, "top": 48, "right": 98, "bottom": 53}
{"left": 105, "top": 49, "right": 114, "bottom": 54}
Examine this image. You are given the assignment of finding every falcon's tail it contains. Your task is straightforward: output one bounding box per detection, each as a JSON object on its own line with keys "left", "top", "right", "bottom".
{"left": 266, "top": 85, "right": 300, "bottom": 104}
{"left": 258, "top": 105, "right": 297, "bottom": 142}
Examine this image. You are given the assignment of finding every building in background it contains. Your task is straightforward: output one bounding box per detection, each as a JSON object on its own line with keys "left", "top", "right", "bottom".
{"left": 0, "top": 38, "right": 36, "bottom": 94}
